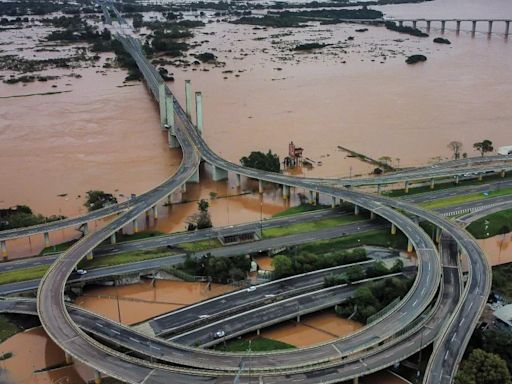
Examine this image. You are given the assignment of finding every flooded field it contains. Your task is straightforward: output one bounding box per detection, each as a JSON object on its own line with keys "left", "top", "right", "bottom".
{"left": 478, "top": 232, "right": 512, "bottom": 266}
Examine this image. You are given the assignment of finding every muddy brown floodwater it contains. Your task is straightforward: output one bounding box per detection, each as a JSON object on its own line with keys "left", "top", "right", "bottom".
{"left": 478, "top": 232, "right": 512, "bottom": 266}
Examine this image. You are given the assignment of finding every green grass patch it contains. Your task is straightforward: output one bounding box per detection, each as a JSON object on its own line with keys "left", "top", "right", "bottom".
{"left": 82, "top": 249, "right": 176, "bottom": 269}
{"left": 299, "top": 229, "right": 408, "bottom": 253}
{"left": 0, "top": 352, "right": 13, "bottom": 361}
{"left": 263, "top": 215, "right": 365, "bottom": 239}
{"left": 384, "top": 173, "right": 512, "bottom": 198}
{"left": 272, "top": 204, "right": 331, "bottom": 218}
{"left": 492, "top": 263, "right": 512, "bottom": 302}
{"left": 178, "top": 239, "right": 222, "bottom": 252}
{"left": 0, "top": 265, "right": 49, "bottom": 285}
{"left": 214, "top": 337, "right": 295, "bottom": 352}
{"left": 467, "top": 208, "right": 512, "bottom": 239}
{"left": 40, "top": 239, "right": 76, "bottom": 255}
{"left": 114, "top": 230, "right": 165, "bottom": 243}
{"left": 0, "top": 315, "right": 19, "bottom": 342}
{"left": 419, "top": 187, "right": 512, "bottom": 210}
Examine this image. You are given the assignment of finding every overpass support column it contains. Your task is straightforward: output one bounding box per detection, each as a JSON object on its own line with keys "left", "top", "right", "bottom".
{"left": 472, "top": 20, "right": 477, "bottom": 35}
{"left": 506, "top": 21, "right": 510, "bottom": 36}
{"left": 65, "top": 352, "right": 73, "bottom": 365}
{"left": 182, "top": 183, "right": 187, "bottom": 193}
{"left": 158, "top": 83, "right": 166, "bottom": 129}
{"left": 258, "top": 180, "right": 263, "bottom": 194}
{"left": 152, "top": 206, "right": 158, "bottom": 220}
{"left": 282, "top": 185, "right": 290, "bottom": 200}
{"left": 188, "top": 168, "right": 200, "bottom": 183}
{"left": 435, "top": 227, "right": 442, "bottom": 243}
{"left": 370, "top": 211, "right": 376, "bottom": 220}
{"left": 478, "top": 174, "right": 483, "bottom": 181}
{"left": 404, "top": 180, "right": 409, "bottom": 193}
{"left": 235, "top": 173, "right": 241, "bottom": 187}
{"left": 399, "top": 21, "right": 403, "bottom": 27}
{"left": 94, "top": 370, "right": 102, "bottom": 384}
{"left": 391, "top": 223, "right": 397, "bottom": 235}
{"left": 165, "top": 94, "right": 175, "bottom": 129}
{"left": 309, "top": 190, "right": 315, "bottom": 205}
{"left": 168, "top": 129, "right": 179, "bottom": 149}
{"left": 412, "top": 20, "right": 417, "bottom": 29}
{"left": 82, "top": 223, "right": 89, "bottom": 235}
{"left": 407, "top": 239, "right": 414, "bottom": 253}
{"left": 430, "top": 178, "right": 435, "bottom": 189}
{"left": 426, "top": 20, "right": 431, "bottom": 32}
{"left": 376, "top": 184, "right": 381, "bottom": 194}
{"left": 1, "top": 241, "right": 7, "bottom": 260}
{"left": 456, "top": 20, "right": 461, "bottom": 34}
{"left": 501, "top": 170, "right": 506, "bottom": 178}
{"left": 354, "top": 204, "right": 360, "bottom": 215}
{"left": 195, "top": 91, "right": 203, "bottom": 135}
{"left": 455, "top": 175, "right": 460, "bottom": 184}
{"left": 110, "top": 233, "right": 116, "bottom": 245}
{"left": 132, "top": 219, "right": 139, "bottom": 233}
{"left": 441, "top": 20, "right": 446, "bottom": 33}
{"left": 353, "top": 378, "right": 359, "bottom": 384}
{"left": 185, "top": 80, "right": 192, "bottom": 118}
{"left": 315, "top": 191, "right": 320, "bottom": 205}
{"left": 44, "top": 232, "right": 50, "bottom": 248}
{"left": 212, "top": 165, "right": 228, "bottom": 181}
{"left": 331, "top": 196, "right": 336, "bottom": 208}
{"left": 488, "top": 20, "right": 494, "bottom": 34}
{"left": 167, "top": 194, "right": 172, "bottom": 205}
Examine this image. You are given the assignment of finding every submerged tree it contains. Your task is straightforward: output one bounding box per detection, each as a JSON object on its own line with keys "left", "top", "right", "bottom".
{"left": 447, "top": 141, "right": 463, "bottom": 159}
{"left": 240, "top": 150, "right": 280, "bottom": 173}
{"left": 473, "top": 140, "right": 494, "bottom": 157}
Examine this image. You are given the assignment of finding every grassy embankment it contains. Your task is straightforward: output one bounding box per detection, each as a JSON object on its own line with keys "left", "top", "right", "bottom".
{"left": 466, "top": 208, "right": 512, "bottom": 239}
{"left": 492, "top": 263, "right": 512, "bottom": 302}
{"left": 214, "top": 337, "right": 295, "bottom": 352}
{"left": 0, "top": 315, "right": 20, "bottom": 343}
{"left": 419, "top": 187, "right": 512, "bottom": 210}
{"left": 272, "top": 204, "right": 331, "bottom": 218}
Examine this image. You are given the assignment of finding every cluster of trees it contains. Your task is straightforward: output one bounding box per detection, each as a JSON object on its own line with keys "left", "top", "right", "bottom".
{"left": 111, "top": 39, "right": 142, "bottom": 81}
{"left": 335, "top": 277, "right": 413, "bottom": 323}
{"left": 240, "top": 150, "right": 280, "bottom": 173}
{"left": 0, "top": 205, "right": 64, "bottom": 230}
{"left": 84, "top": 190, "right": 118, "bottom": 212}
{"left": 187, "top": 199, "right": 213, "bottom": 230}
{"left": 385, "top": 21, "right": 429, "bottom": 37}
{"left": 456, "top": 348, "right": 511, "bottom": 384}
{"left": 44, "top": 15, "right": 109, "bottom": 44}
{"left": 293, "top": 43, "right": 330, "bottom": 51}
{"left": 447, "top": 139, "right": 494, "bottom": 159}
{"left": 182, "top": 253, "right": 251, "bottom": 283}
{"left": 324, "top": 259, "right": 404, "bottom": 286}
{"left": 272, "top": 248, "right": 367, "bottom": 279}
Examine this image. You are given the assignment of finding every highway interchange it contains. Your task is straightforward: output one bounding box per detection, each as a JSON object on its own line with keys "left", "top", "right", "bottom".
{"left": 0, "top": 6, "right": 510, "bottom": 384}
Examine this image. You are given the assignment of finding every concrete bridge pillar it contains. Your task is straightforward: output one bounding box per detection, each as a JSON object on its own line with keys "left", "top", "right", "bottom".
{"left": 282, "top": 185, "right": 290, "bottom": 200}
{"left": 488, "top": 20, "right": 493, "bottom": 34}
{"left": 435, "top": 227, "right": 442, "bottom": 243}
{"left": 501, "top": 170, "right": 506, "bottom": 178}
{"left": 455, "top": 175, "right": 460, "bottom": 184}
{"left": 456, "top": 20, "right": 461, "bottom": 34}
{"left": 86, "top": 251, "right": 94, "bottom": 261}
{"left": 258, "top": 180, "right": 263, "bottom": 194}
{"left": 430, "top": 178, "right": 435, "bottom": 189}
{"left": 407, "top": 239, "right": 414, "bottom": 253}
{"left": 165, "top": 94, "right": 175, "bottom": 129}
{"left": 441, "top": 20, "right": 446, "bottom": 33}
{"left": 256, "top": 328, "right": 260, "bottom": 335}
{"left": 354, "top": 204, "right": 360, "bottom": 216}
{"left": 65, "top": 352, "right": 73, "bottom": 365}
{"left": 211, "top": 165, "right": 228, "bottom": 181}
{"left": 426, "top": 20, "right": 431, "bottom": 32}
{"left": 506, "top": 21, "right": 510, "bottom": 36}
{"left": 44, "top": 232, "right": 50, "bottom": 248}
{"left": 472, "top": 20, "right": 477, "bottom": 35}
{"left": 404, "top": 180, "right": 409, "bottom": 194}
{"left": 370, "top": 211, "right": 376, "bottom": 220}
{"left": 167, "top": 194, "right": 172, "bottom": 205}
{"left": 158, "top": 83, "right": 166, "bottom": 129}
{"left": 167, "top": 129, "right": 179, "bottom": 149}
{"left": 412, "top": 20, "right": 417, "bottom": 29}
{"left": 132, "top": 219, "right": 139, "bottom": 233}
{"left": 398, "top": 20, "right": 403, "bottom": 27}
{"left": 391, "top": 223, "right": 397, "bottom": 235}
{"left": 296, "top": 314, "right": 301, "bottom": 323}
{"left": 331, "top": 196, "right": 336, "bottom": 208}
{"left": 309, "top": 190, "right": 315, "bottom": 205}
{"left": 1, "top": 240, "right": 7, "bottom": 260}
{"left": 315, "top": 192, "right": 320, "bottom": 205}
{"left": 235, "top": 173, "right": 241, "bottom": 187}
{"left": 353, "top": 378, "right": 359, "bottom": 384}
{"left": 376, "top": 184, "right": 381, "bottom": 194}
{"left": 94, "top": 370, "right": 102, "bottom": 384}
{"left": 185, "top": 80, "right": 192, "bottom": 118}
{"left": 478, "top": 174, "right": 483, "bottom": 181}
{"left": 195, "top": 91, "right": 203, "bottom": 135}
{"left": 188, "top": 168, "right": 200, "bottom": 183}
{"left": 182, "top": 183, "right": 187, "bottom": 193}
{"left": 145, "top": 209, "right": 151, "bottom": 218}
{"left": 110, "top": 233, "right": 117, "bottom": 245}
{"left": 82, "top": 223, "right": 89, "bottom": 236}
{"left": 152, "top": 205, "right": 158, "bottom": 220}
{"left": 339, "top": 198, "right": 344, "bottom": 206}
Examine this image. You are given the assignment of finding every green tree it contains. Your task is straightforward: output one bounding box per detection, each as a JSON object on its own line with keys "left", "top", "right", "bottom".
{"left": 346, "top": 265, "right": 365, "bottom": 281}
{"left": 473, "top": 140, "right": 494, "bottom": 157}
{"left": 84, "top": 190, "right": 117, "bottom": 212}
{"left": 198, "top": 199, "right": 209, "bottom": 213}
{"left": 240, "top": 150, "right": 280, "bottom": 173}
{"left": 272, "top": 255, "right": 293, "bottom": 278}
{"left": 448, "top": 141, "right": 463, "bottom": 159}
{"left": 455, "top": 349, "right": 512, "bottom": 384}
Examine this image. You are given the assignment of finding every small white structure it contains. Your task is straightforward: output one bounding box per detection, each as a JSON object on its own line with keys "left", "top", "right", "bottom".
{"left": 498, "top": 146, "right": 512, "bottom": 155}
{"left": 494, "top": 304, "right": 512, "bottom": 327}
